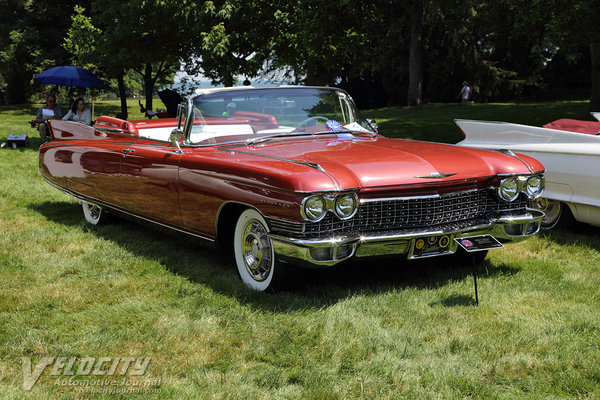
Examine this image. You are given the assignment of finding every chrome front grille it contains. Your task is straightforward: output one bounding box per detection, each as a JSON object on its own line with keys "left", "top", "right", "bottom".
{"left": 268, "top": 188, "right": 528, "bottom": 238}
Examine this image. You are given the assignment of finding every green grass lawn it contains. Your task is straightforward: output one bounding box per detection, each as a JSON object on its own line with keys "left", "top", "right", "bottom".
{"left": 0, "top": 99, "right": 599, "bottom": 399}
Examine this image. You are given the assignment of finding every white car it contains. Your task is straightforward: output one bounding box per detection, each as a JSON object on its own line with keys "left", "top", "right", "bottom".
{"left": 456, "top": 119, "right": 600, "bottom": 229}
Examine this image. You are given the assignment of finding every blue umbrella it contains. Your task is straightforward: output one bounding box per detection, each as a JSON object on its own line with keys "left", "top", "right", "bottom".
{"left": 34, "top": 66, "right": 107, "bottom": 89}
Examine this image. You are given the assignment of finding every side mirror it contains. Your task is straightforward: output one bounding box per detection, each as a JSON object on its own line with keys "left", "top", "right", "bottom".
{"left": 366, "top": 119, "right": 378, "bottom": 133}
{"left": 169, "top": 128, "right": 184, "bottom": 153}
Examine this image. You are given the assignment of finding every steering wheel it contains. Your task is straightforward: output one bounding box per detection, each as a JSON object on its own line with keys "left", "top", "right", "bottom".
{"left": 293, "top": 116, "right": 329, "bottom": 132}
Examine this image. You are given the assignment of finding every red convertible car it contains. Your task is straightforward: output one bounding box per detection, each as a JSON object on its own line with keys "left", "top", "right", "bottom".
{"left": 40, "top": 86, "right": 545, "bottom": 291}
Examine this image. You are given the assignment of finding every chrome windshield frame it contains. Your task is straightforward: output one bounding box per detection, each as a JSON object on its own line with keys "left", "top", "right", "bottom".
{"left": 181, "top": 86, "right": 375, "bottom": 146}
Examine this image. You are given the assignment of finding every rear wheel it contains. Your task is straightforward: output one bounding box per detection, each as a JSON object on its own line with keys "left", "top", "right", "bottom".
{"left": 81, "top": 201, "right": 106, "bottom": 225}
{"left": 530, "top": 198, "right": 573, "bottom": 229}
{"left": 233, "top": 209, "right": 282, "bottom": 291}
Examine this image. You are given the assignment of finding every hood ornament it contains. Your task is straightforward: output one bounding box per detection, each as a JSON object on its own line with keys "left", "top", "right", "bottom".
{"left": 414, "top": 171, "right": 457, "bottom": 179}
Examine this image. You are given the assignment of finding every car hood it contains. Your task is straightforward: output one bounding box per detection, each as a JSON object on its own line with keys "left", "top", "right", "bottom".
{"left": 223, "top": 136, "right": 540, "bottom": 190}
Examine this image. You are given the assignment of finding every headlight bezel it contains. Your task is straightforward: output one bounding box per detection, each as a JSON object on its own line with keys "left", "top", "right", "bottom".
{"left": 301, "top": 195, "right": 327, "bottom": 222}
{"left": 498, "top": 177, "right": 520, "bottom": 202}
{"left": 334, "top": 193, "right": 359, "bottom": 220}
{"left": 301, "top": 192, "right": 359, "bottom": 221}
{"left": 497, "top": 174, "right": 545, "bottom": 202}
{"left": 525, "top": 175, "right": 545, "bottom": 199}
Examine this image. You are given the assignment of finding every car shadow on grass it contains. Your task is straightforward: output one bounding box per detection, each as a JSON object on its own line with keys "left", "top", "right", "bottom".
{"left": 30, "top": 200, "right": 522, "bottom": 311}
{"left": 543, "top": 224, "right": 600, "bottom": 252}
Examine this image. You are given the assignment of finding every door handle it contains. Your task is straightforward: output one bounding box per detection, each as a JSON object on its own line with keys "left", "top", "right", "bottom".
{"left": 122, "top": 148, "right": 135, "bottom": 156}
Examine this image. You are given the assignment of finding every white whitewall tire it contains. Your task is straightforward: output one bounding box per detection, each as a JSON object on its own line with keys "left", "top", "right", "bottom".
{"left": 82, "top": 201, "right": 106, "bottom": 225}
{"left": 233, "top": 209, "right": 279, "bottom": 291}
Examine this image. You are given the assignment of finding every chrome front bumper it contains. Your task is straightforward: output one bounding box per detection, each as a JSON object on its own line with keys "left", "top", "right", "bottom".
{"left": 269, "top": 210, "right": 544, "bottom": 267}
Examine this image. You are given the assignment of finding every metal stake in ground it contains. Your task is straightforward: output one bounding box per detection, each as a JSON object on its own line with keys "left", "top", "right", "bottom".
{"left": 472, "top": 254, "right": 479, "bottom": 306}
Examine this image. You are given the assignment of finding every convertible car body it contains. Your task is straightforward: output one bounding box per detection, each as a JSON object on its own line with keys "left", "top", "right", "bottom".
{"left": 457, "top": 119, "right": 600, "bottom": 229}
{"left": 40, "top": 86, "right": 545, "bottom": 291}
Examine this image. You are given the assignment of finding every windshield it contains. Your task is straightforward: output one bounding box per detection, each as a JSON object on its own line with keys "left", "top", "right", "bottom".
{"left": 187, "top": 87, "right": 375, "bottom": 145}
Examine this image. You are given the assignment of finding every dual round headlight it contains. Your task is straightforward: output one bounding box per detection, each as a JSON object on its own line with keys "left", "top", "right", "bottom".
{"left": 525, "top": 175, "right": 544, "bottom": 199}
{"left": 498, "top": 175, "right": 545, "bottom": 202}
{"left": 302, "top": 195, "right": 327, "bottom": 221}
{"left": 334, "top": 194, "right": 358, "bottom": 219}
{"left": 498, "top": 177, "right": 519, "bottom": 202}
{"left": 301, "top": 193, "right": 358, "bottom": 221}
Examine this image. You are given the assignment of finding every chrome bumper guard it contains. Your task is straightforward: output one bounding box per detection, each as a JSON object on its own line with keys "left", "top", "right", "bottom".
{"left": 269, "top": 209, "right": 544, "bottom": 267}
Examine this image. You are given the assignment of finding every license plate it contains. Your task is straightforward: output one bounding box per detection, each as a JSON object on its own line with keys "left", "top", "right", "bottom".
{"left": 454, "top": 235, "right": 503, "bottom": 252}
{"left": 410, "top": 234, "right": 453, "bottom": 258}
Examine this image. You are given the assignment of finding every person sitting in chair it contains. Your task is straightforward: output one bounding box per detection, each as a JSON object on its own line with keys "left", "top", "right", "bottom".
{"left": 62, "top": 97, "right": 92, "bottom": 125}
{"left": 35, "top": 94, "right": 64, "bottom": 142}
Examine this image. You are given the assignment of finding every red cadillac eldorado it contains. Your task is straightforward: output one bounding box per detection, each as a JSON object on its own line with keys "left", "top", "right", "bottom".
{"left": 40, "top": 86, "right": 545, "bottom": 291}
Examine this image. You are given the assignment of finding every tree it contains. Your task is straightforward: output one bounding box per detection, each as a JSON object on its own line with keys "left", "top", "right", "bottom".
{"left": 109, "top": 0, "right": 185, "bottom": 110}
{"left": 407, "top": 1, "right": 424, "bottom": 105}
{"left": 183, "top": 0, "right": 279, "bottom": 87}
{"left": 65, "top": 0, "right": 189, "bottom": 115}
{"left": 540, "top": 0, "right": 600, "bottom": 110}
{"left": 64, "top": 5, "right": 130, "bottom": 118}
{"left": 267, "top": 0, "right": 377, "bottom": 86}
{"left": 0, "top": 0, "right": 91, "bottom": 104}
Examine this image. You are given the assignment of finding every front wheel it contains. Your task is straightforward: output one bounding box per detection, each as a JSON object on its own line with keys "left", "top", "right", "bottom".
{"left": 233, "top": 209, "right": 282, "bottom": 291}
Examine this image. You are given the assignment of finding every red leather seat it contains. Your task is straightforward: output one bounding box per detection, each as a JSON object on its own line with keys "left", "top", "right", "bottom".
{"left": 543, "top": 119, "right": 600, "bottom": 135}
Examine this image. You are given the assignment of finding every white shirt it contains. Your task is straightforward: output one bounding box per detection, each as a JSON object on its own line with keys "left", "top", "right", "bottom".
{"left": 62, "top": 109, "right": 92, "bottom": 125}
{"left": 460, "top": 85, "right": 471, "bottom": 100}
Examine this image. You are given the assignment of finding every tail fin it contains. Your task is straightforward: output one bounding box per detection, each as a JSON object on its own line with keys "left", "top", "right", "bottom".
{"left": 46, "top": 119, "right": 97, "bottom": 141}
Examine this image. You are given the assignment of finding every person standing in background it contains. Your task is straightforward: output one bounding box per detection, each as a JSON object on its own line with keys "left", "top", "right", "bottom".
{"left": 457, "top": 81, "right": 472, "bottom": 103}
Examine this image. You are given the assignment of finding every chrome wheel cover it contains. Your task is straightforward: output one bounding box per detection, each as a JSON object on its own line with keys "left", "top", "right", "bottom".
{"left": 85, "top": 203, "right": 102, "bottom": 221}
{"left": 532, "top": 198, "right": 561, "bottom": 227}
{"left": 240, "top": 219, "right": 272, "bottom": 282}
{"left": 82, "top": 201, "right": 104, "bottom": 225}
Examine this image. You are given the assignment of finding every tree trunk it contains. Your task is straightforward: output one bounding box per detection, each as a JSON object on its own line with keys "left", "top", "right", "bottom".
{"left": 117, "top": 71, "right": 128, "bottom": 120}
{"left": 304, "top": 59, "right": 331, "bottom": 86}
{"left": 407, "top": 1, "right": 424, "bottom": 106}
{"left": 590, "top": 42, "right": 600, "bottom": 112}
{"left": 223, "top": 66, "right": 234, "bottom": 87}
{"left": 144, "top": 63, "right": 154, "bottom": 111}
